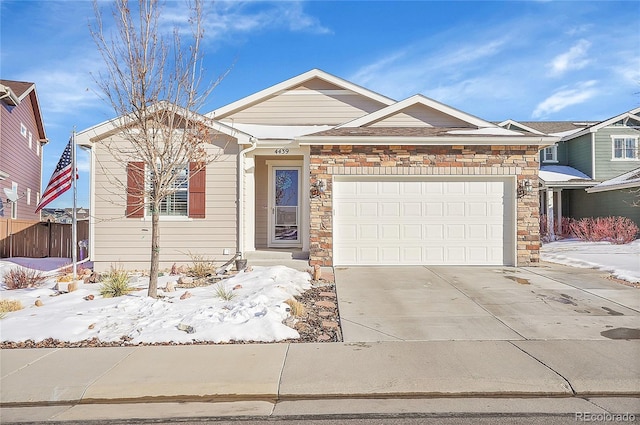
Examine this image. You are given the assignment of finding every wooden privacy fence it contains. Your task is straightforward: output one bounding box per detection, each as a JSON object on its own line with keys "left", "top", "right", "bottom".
{"left": 0, "top": 219, "right": 89, "bottom": 259}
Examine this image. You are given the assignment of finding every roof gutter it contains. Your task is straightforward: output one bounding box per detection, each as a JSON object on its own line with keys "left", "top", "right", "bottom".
{"left": 586, "top": 181, "right": 640, "bottom": 193}
{"left": 297, "top": 136, "right": 559, "bottom": 146}
{"left": 0, "top": 85, "right": 20, "bottom": 106}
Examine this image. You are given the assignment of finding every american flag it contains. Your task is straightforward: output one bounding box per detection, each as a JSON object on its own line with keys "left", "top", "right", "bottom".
{"left": 35, "top": 138, "right": 75, "bottom": 213}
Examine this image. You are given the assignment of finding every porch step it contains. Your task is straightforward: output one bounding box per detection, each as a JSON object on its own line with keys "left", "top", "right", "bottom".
{"left": 242, "top": 250, "right": 310, "bottom": 272}
{"left": 243, "top": 250, "right": 309, "bottom": 261}
{"left": 244, "top": 258, "right": 311, "bottom": 272}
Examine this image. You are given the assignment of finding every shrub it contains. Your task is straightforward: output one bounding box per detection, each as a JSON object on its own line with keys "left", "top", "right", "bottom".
{"left": 0, "top": 299, "right": 23, "bottom": 317}
{"left": 284, "top": 298, "right": 306, "bottom": 317}
{"left": 540, "top": 215, "right": 574, "bottom": 241}
{"left": 569, "top": 216, "right": 638, "bottom": 244}
{"left": 3, "top": 268, "right": 47, "bottom": 290}
{"left": 186, "top": 253, "right": 216, "bottom": 278}
{"left": 99, "top": 265, "right": 133, "bottom": 298}
{"left": 213, "top": 282, "right": 235, "bottom": 301}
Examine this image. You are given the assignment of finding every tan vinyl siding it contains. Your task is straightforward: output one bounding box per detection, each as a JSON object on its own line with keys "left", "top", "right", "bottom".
{"left": 221, "top": 80, "right": 387, "bottom": 125}
{"left": 369, "top": 105, "right": 475, "bottom": 128}
{"left": 92, "top": 137, "right": 238, "bottom": 272}
{"left": 594, "top": 126, "right": 640, "bottom": 180}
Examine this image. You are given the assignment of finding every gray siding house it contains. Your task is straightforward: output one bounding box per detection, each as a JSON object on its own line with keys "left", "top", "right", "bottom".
{"left": 500, "top": 108, "right": 640, "bottom": 237}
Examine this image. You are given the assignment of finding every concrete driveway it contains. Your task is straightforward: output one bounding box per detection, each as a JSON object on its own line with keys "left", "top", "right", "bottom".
{"left": 335, "top": 263, "right": 640, "bottom": 342}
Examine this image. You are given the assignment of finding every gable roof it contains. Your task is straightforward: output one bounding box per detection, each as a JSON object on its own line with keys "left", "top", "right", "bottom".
{"left": 497, "top": 120, "right": 591, "bottom": 137}
{"left": 563, "top": 107, "right": 640, "bottom": 140}
{"left": 338, "top": 94, "right": 496, "bottom": 129}
{"left": 76, "top": 101, "right": 247, "bottom": 147}
{"left": 0, "top": 79, "right": 48, "bottom": 143}
{"left": 207, "top": 69, "right": 395, "bottom": 120}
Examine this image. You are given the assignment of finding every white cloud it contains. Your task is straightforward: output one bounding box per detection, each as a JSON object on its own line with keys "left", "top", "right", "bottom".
{"left": 200, "top": 1, "right": 331, "bottom": 43}
{"left": 532, "top": 80, "right": 599, "bottom": 118}
{"left": 548, "top": 39, "right": 591, "bottom": 76}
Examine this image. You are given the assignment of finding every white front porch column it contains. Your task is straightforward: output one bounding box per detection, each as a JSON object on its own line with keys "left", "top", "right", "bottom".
{"left": 556, "top": 189, "right": 563, "bottom": 236}
{"left": 546, "top": 188, "right": 555, "bottom": 241}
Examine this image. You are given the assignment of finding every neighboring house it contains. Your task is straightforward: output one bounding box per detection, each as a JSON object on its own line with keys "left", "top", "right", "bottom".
{"left": 0, "top": 80, "right": 48, "bottom": 221}
{"left": 41, "top": 207, "right": 90, "bottom": 224}
{"left": 77, "top": 69, "right": 558, "bottom": 272}
{"left": 499, "top": 108, "right": 640, "bottom": 236}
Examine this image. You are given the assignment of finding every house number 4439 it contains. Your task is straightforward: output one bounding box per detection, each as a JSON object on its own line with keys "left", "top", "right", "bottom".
{"left": 274, "top": 148, "right": 289, "bottom": 155}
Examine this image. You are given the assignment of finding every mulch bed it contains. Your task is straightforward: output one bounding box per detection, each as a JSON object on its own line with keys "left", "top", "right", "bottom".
{"left": 0, "top": 279, "right": 342, "bottom": 349}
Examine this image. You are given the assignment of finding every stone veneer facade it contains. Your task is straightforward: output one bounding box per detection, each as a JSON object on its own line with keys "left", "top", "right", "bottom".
{"left": 309, "top": 145, "right": 541, "bottom": 267}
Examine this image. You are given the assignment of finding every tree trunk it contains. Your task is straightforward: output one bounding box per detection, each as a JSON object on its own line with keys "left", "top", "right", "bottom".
{"left": 148, "top": 209, "right": 160, "bottom": 298}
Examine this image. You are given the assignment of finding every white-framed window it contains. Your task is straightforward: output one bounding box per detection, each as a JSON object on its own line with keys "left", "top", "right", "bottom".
{"left": 543, "top": 144, "right": 558, "bottom": 162}
{"left": 36, "top": 191, "right": 40, "bottom": 205}
{"left": 20, "top": 123, "right": 27, "bottom": 137}
{"left": 28, "top": 132, "right": 32, "bottom": 149}
{"left": 26, "top": 188, "right": 31, "bottom": 205}
{"left": 146, "top": 165, "right": 189, "bottom": 216}
{"left": 612, "top": 136, "right": 639, "bottom": 160}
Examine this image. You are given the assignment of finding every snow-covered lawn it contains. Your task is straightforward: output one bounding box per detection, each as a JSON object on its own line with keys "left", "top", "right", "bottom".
{"left": 541, "top": 239, "right": 640, "bottom": 283}
{"left": 0, "top": 265, "right": 311, "bottom": 344}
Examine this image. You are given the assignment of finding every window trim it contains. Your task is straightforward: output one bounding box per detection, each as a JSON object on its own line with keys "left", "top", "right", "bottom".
{"left": 144, "top": 164, "right": 190, "bottom": 218}
{"left": 542, "top": 144, "right": 558, "bottom": 163}
{"left": 611, "top": 135, "right": 639, "bottom": 161}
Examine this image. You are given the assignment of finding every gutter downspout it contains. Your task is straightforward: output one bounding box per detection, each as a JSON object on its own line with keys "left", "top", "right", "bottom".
{"left": 237, "top": 137, "right": 257, "bottom": 259}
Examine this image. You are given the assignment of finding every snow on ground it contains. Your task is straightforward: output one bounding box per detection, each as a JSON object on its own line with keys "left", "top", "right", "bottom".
{"left": 541, "top": 239, "right": 640, "bottom": 283}
{"left": 0, "top": 265, "right": 311, "bottom": 344}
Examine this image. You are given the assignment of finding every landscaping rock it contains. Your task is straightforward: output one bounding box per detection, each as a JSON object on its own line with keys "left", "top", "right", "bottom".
{"left": 84, "top": 295, "right": 95, "bottom": 301}
{"left": 177, "top": 323, "right": 195, "bottom": 334}
{"left": 319, "top": 291, "right": 336, "bottom": 298}
{"left": 233, "top": 284, "right": 243, "bottom": 290}
{"left": 178, "top": 276, "right": 193, "bottom": 285}
{"left": 165, "top": 281, "right": 176, "bottom": 292}
{"left": 322, "top": 320, "right": 339, "bottom": 329}
{"left": 85, "top": 272, "right": 99, "bottom": 283}
{"left": 34, "top": 299, "right": 43, "bottom": 307}
{"left": 180, "top": 291, "right": 192, "bottom": 300}
{"left": 312, "top": 264, "right": 321, "bottom": 281}
{"left": 314, "top": 300, "right": 336, "bottom": 309}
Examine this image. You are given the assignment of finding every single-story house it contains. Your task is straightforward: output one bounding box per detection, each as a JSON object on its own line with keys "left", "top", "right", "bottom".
{"left": 77, "top": 69, "right": 559, "bottom": 272}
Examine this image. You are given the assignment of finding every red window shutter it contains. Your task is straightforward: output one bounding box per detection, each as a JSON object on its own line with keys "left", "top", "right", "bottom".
{"left": 189, "top": 162, "right": 206, "bottom": 218}
{"left": 126, "top": 162, "right": 145, "bottom": 218}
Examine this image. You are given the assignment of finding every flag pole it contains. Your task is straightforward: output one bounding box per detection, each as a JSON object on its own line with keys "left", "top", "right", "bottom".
{"left": 72, "top": 129, "right": 77, "bottom": 280}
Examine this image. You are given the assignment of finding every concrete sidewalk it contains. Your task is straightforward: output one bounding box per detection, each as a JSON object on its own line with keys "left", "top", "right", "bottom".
{"left": 2, "top": 340, "right": 639, "bottom": 422}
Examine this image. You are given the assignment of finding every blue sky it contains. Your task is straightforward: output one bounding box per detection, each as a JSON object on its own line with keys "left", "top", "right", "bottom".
{"left": 1, "top": 0, "right": 639, "bottom": 208}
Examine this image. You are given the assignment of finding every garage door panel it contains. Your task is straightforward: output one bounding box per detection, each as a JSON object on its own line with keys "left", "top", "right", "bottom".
{"left": 403, "top": 224, "right": 423, "bottom": 239}
{"left": 403, "top": 203, "right": 422, "bottom": 216}
{"left": 359, "top": 224, "right": 378, "bottom": 239}
{"left": 467, "top": 202, "right": 487, "bottom": 216}
{"left": 381, "top": 202, "right": 400, "bottom": 217}
{"left": 468, "top": 224, "right": 488, "bottom": 239}
{"left": 381, "top": 224, "right": 400, "bottom": 239}
{"left": 446, "top": 224, "right": 465, "bottom": 239}
{"left": 333, "top": 178, "right": 514, "bottom": 266}
{"left": 447, "top": 203, "right": 465, "bottom": 216}
{"left": 359, "top": 202, "right": 378, "bottom": 217}
{"left": 359, "top": 181, "right": 378, "bottom": 195}
{"left": 426, "top": 203, "right": 444, "bottom": 216}
{"left": 425, "top": 224, "right": 444, "bottom": 240}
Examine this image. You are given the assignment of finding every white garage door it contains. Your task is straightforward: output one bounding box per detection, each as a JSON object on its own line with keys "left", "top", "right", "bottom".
{"left": 333, "top": 177, "right": 515, "bottom": 266}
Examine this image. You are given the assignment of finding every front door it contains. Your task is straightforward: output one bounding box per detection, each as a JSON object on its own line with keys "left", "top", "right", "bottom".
{"left": 269, "top": 166, "right": 301, "bottom": 247}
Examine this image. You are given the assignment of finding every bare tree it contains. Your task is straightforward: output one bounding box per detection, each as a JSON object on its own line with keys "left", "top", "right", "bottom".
{"left": 90, "top": 0, "right": 226, "bottom": 297}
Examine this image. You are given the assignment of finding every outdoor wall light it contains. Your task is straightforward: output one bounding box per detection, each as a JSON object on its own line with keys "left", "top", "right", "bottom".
{"left": 310, "top": 179, "right": 326, "bottom": 198}
{"left": 517, "top": 179, "right": 533, "bottom": 198}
